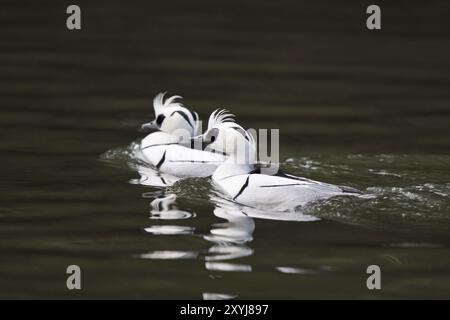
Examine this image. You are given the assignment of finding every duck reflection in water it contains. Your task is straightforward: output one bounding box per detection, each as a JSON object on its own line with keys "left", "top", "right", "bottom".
{"left": 139, "top": 191, "right": 318, "bottom": 272}
{"left": 128, "top": 154, "right": 181, "bottom": 187}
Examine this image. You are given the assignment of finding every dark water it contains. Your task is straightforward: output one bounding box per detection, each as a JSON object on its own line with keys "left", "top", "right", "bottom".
{"left": 1, "top": 0, "right": 450, "bottom": 299}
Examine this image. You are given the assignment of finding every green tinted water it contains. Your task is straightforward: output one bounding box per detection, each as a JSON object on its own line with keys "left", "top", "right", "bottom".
{"left": 1, "top": 0, "right": 450, "bottom": 299}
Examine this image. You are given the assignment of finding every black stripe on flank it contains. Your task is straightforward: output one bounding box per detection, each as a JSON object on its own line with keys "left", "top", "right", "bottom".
{"left": 171, "top": 110, "right": 194, "bottom": 130}
{"left": 233, "top": 175, "right": 250, "bottom": 201}
{"left": 156, "top": 151, "right": 166, "bottom": 169}
{"left": 274, "top": 171, "right": 310, "bottom": 181}
{"left": 167, "top": 160, "right": 223, "bottom": 163}
{"left": 209, "top": 148, "right": 228, "bottom": 156}
{"left": 259, "top": 183, "right": 301, "bottom": 188}
{"left": 141, "top": 142, "right": 179, "bottom": 150}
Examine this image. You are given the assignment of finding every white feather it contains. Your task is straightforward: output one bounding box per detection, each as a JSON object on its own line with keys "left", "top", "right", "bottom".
{"left": 206, "top": 113, "right": 361, "bottom": 210}
{"left": 213, "top": 172, "right": 349, "bottom": 211}
{"left": 207, "top": 109, "right": 235, "bottom": 130}
{"left": 143, "top": 145, "right": 226, "bottom": 178}
{"left": 153, "top": 92, "right": 184, "bottom": 115}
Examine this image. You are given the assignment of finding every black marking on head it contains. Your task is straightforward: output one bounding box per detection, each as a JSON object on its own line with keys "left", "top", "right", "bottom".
{"left": 233, "top": 175, "right": 250, "bottom": 201}
{"left": 156, "top": 151, "right": 167, "bottom": 169}
{"left": 204, "top": 128, "right": 219, "bottom": 146}
{"left": 188, "top": 110, "right": 198, "bottom": 122}
{"left": 156, "top": 114, "right": 165, "bottom": 126}
{"left": 171, "top": 110, "right": 194, "bottom": 130}
{"left": 217, "top": 113, "right": 235, "bottom": 123}
{"left": 160, "top": 176, "right": 167, "bottom": 185}
{"left": 230, "top": 126, "right": 250, "bottom": 141}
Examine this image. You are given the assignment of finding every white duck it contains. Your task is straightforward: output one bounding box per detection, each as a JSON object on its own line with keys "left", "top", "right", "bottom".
{"left": 194, "top": 109, "right": 362, "bottom": 211}
{"left": 138, "top": 93, "right": 226, "bottom": 178}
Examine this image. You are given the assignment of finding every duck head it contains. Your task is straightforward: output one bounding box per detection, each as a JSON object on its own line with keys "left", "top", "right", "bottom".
{"left": 193, "top": 109, "right": 257, "bottom": 164}
{"left": 141, "top": 92, "right": 200, "bottom": 138}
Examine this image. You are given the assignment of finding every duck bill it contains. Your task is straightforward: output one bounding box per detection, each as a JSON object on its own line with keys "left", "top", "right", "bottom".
{"left": 189, "top": 135, "right": 203, "bottom": 143}
{"left": 140, "top": 121, "right": 159, "bottom": 131}
{"left": 189, "top": 135, "right": 209, "bottom": 149}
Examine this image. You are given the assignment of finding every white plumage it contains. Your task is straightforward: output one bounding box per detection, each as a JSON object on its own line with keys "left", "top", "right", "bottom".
{"left": 138, "top": 93, "right": 227, "bottom": 178}
{"left": 198, "top": 109, "right": 362, "bottom": 211}
{"left": 133, "top": 94, "right": 361, "bottom": 211}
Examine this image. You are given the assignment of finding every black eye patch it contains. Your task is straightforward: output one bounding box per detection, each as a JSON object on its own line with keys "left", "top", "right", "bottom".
{"left": 156, "top": 114, "right": 165, "bottom": 126}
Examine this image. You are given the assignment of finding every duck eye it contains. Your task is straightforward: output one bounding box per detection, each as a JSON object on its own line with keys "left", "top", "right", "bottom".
{"left": 156, "top": 114, "right": 165, "bottom": 126}
{"left": 208, "top": 128, "right": 219, "bottom": 142}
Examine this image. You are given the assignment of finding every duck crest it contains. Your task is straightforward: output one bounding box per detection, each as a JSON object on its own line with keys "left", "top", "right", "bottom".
{"left": 153, "top": 92, "right": 184, "bottom": 115}
{"left": 207, "top": 109, "right": 236, "bottom": 130}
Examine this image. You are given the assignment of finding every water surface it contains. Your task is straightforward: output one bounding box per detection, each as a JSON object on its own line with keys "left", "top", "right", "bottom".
{"left": 1, "top": 0, "right": 450, "bottom": 299}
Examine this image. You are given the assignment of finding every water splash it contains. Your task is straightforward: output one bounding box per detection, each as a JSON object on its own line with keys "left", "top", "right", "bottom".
{"left": 103, "top": 146, "right": 450, "bottom": 233}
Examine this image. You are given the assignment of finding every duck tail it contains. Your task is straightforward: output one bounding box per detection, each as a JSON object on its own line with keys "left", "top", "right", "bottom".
{"left": 339, "top": 185, "right": 363, "bottom": 195}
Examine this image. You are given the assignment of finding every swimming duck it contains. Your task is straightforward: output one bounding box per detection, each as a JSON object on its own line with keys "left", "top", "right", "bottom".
{"left": 138, "top": 93, "right": 226, "bottom": 178}
{"left": 194, "top": 109, "right": 362, "bottom": 211}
